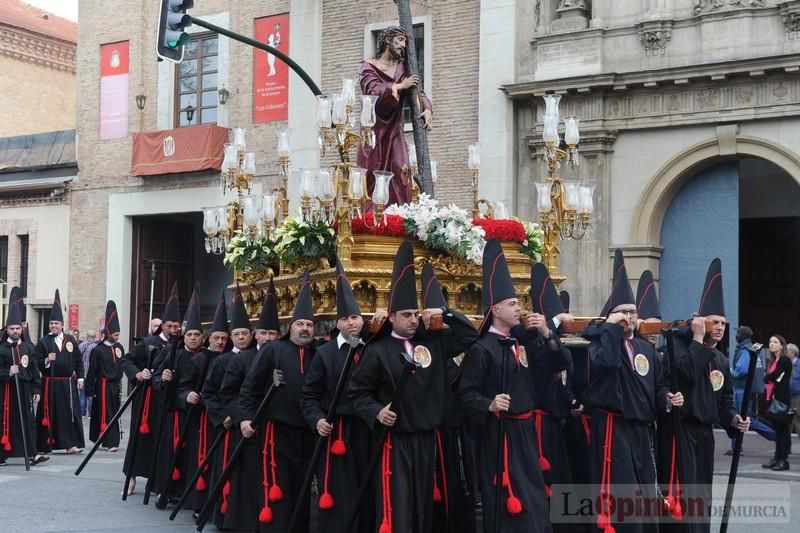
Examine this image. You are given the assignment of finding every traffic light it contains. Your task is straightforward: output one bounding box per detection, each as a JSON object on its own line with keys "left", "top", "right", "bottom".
{"left": 156, "top": 0, "right": 194, "bottom": 63}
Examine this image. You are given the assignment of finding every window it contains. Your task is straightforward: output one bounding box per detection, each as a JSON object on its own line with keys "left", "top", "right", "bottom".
{"left": 0, "top": 236, "right": 7, "bottom": 285}
{"left": 38, "top": 308, "right": 52, "bottom": 339}
{"left": 174, "top": 34, "right": 219, "bottom": 127}
{"left": 19, "top": 234, "right": 28, "bottom": 296}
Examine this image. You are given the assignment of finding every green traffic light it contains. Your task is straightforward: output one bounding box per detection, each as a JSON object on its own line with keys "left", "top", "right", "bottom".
{"left": 167, "top": 33, "right": 191, "bottom": 48}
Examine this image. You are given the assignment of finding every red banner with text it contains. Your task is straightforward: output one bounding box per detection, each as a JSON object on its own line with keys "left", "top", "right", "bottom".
{"left": 100, "top": 41, "right": 129, "bottom": 139}
{"left": 68, "top": 304, "right": 79, "bottom": 331}
{"left": 253, "top": 14, "right": 290, "bottom": 123}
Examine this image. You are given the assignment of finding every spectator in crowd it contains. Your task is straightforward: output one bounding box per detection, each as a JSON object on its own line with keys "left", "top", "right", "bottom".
{"left": 149, "top": 317, "right": 162, "bottom": 336}
{"left": 78, "top": 329, "right": 99, "bottom": 417}
{"left": 728, "top": 326, "right": 770, "bottom": 454}
{"left": 789, "top": 343, "right": 800, "bottom": 438}
{"left": 763, "top": 335, "right": 793, "bottom": 471}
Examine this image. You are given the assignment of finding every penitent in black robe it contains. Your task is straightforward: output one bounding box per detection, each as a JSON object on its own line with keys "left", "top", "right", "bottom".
{"left": 349, "top": 309, "right": 478, "bottom": 533}
{"left": 0, "top": 339, "right": 40, "bottom": 461}
{"left": 240, "top": 340, "right": 316, "bottom": 533}
{"left": 86, "top": 341, "right": 125, "bottom": 448}
{"left": 35, "top": 333, "right": 85, "bottom": 452}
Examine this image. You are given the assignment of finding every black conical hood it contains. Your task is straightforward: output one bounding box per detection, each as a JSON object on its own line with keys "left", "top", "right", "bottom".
{"left": 388, "top": 241, "right": 418, "bottom": 312}
{"left": 531, "top": 262, "right": 564, "bottom": 321}
{"left": 600, "top": 249, "right": 625, "bottom": 316}
{"left": 698, "top": 258, "right": 725, "bottom": 317}
{"left": 50, "top": 289, "right": 64, "bottom": 323}
{"left": 104, "top": 300, "right": 120, "bottom": 335}
{"left": 421, "top": 262, "right": 447, "bottom": 309}
{"left": 335, "top": 260, "right": 361, "bottom": 319}
{"left": 559, "top": 290, "right": 570, "bottom": 313}
{"left": 183, "top": 284, "right": 202, "bottom": 333}
{"left": 604, "top": 249, "right": 635, "bottom": 315}
{"left": 229, "top": 286, "right": 251, "bottom": 331}
{"left": 4, "top": 287, "right": 23, "bottom": 327}
{"left": 9, "top": 286, "right": 25, "bottom": 322}
{"left": 210, "top": 290, "right": 228, "bottom": 333}
{"left": 480, "top": 239, "right": 516, "bottom": 333}
{"left": 636, "top": 270, "right": 661, "bottom": 320}
{"left": 256, "top": 278, "right": 280, "bottom": 331}
{"left": 291, "top": 271, "right": 315, "bottom": 323}
{"left": 163, "top": 281, "right": 181, "bottom": 323}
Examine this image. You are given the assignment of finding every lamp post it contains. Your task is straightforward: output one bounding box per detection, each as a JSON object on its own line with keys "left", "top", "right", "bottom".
{"left": 535, "top": 94, "right": 594, "bottom": 284}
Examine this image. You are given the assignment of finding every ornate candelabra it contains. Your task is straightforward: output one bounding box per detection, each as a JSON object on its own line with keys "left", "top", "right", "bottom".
{"left": 535, "top": 94, "right": 595, "bottom": 281}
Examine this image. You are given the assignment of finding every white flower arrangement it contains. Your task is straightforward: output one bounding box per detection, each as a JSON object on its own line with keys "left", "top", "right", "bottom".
{"left": 387, "top": 193, "right": 487, "bottom": 264}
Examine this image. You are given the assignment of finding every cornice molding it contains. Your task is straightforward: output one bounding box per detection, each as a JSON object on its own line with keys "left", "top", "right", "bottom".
{"left": 0, "top": 25, "right": 76, "bottom": 73}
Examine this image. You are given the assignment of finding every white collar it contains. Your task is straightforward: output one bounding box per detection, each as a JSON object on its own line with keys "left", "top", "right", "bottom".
{"left": 390, "top": 331, "right": 412, "bottom": 341}
{"left": 159, "top": 332, "right": 169, "bottom": 342}
{"left": 6, "top": 337, "right": 18, "bottom": 345}
{"left": 232, "top": 346, "right": 241, "bottom": 353}
{"left": 337, "top": 333, "right": 348, "bottom": 349}
{"left": 103, "top": 340, "right": 113, "bottom": 346}
{"left": 489, "top": 325, "right": 512, "bottom": 338}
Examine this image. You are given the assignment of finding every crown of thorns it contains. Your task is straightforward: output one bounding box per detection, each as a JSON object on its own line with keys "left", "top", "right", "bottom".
{"left": 376, "top": 26, "right": 408, "bottom": 52}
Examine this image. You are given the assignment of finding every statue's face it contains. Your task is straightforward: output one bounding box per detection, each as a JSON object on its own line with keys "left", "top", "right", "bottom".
{"left": 388, "top": 35, "right": 406, "bottom": 60}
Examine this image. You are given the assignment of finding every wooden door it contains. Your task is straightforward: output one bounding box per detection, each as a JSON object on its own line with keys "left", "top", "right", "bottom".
{"left": 129, "top": 217, "right": 194, "bottom": 346}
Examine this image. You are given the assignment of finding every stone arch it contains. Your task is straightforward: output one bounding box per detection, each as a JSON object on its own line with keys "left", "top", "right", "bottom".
{"left": 629, "top": 135, "right": 800, "bottom": 245}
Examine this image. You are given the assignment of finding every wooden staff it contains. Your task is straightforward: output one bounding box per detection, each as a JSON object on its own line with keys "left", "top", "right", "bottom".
{"left": 558, "top": 318, "right": 714, "bottom": 336}
{"left": 12, "top": 368, "right": 31, "bottom": 471}
{"left": 287, "top": 336, "right": 364, "bottom": 533}
{"left": 195, "top": 369, "right": 286, "bottom": 532}
{"left": 493, "top": 337, "right": 515, "bottom": 533}
{"left": 720, "top": 342, "right": 762, "bottom": 533}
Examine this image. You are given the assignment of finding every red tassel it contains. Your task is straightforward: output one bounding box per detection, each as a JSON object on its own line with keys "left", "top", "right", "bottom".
{"left": 597, "top": 512, "right": 610, "bottom": 529}
{"left": 139, "top": 422, "right": 150, "bottom": 435}
{"left": 319, "top": 492, "right": 335, "bottom": 510}
{"left": 605, "top": 527, "right": 616, "bottom": 533}
{"left": 545, "top": 485, "right": 552, "bottom": 498}
{"left": 220, "top": 500, "right": 228, "bottom": 514}
{"left": 539, "top": 456, "right": 551, "bottom": 472}
{"left": 171, "top": 468, "right": 181, "bottom": 481}
{"left": 259, "top": 506, "right": 273, "bottom": 523}
{"left": 331, "top": 438, "right": 347, "bottom": 456}
{"left": 663, "top": 495, "right": 674, "bottom": 512}
{"left": 0, "top": 435, "right": 8, "bottom": 445}
{"left": 195, "top": 476, "right": 207, "bottom": 492}
{"left": 379, "top": 520, "right": 391, "bottom": 533}
{"left": 2, "top": 442, "right": 10, "bottom": 452}
{"left": 671, "top": 500, "right": 683, "bottom": 520}
{"left": 41, "top": 417, "right": 50, "bottom": 428}
{"left": 506, "top": 495, "right": 523, "bottom": 514}
{"left": 502, "top": 472, "right": 509, "bottom": 487}
{"left": 269, "top": 484, "right": 284, "bottom": 502}
{"left": 100, "top": 422, "right": 108, "bottom": 431}
{"left": 222, "top": 481, "right": 231, "bottom": 497}
{"left": 433, "top": 486, "right": 442, "bottom": 503}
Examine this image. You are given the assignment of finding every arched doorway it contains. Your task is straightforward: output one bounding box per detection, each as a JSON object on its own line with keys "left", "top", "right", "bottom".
{"left": 658, "top": 157, "right": 800, "bottom": 347}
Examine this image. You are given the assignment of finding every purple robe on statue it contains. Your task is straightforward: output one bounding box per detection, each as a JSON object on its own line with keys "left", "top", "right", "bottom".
{"left": 357, "top": 59, "right": 432, "bottom": 207}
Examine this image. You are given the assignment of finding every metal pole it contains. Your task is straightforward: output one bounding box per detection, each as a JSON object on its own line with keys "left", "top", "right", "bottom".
{"left": 147, "top": 261, "right": 156, "bottom": 334}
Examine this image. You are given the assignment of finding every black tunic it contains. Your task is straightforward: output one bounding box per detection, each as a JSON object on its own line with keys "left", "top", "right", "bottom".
{"left": 582, "top": 323, "right": 668, "bottom": 533}
{"left": 34, "top": 333, "right": 85, "bottom": 452}
{"left": 301, "top": 336, "right": 373, "bottom": 533}
{"left": 219, "top": 347, "right": 260, "bottom": 532}
{"left": 122, "top": 334, "right": 168, "bottom": 478}
{"left": 659, "top": 333, "right": 738, "bottom": 533}
{"left": 86, "top": 341, "right": 125, "bottom": 447}
{"left": 0, "top": 339, "right": 40, "bottom": 460}
{"left": 459, "top": 326, "right": 566, "bottom": 533}
{"left": 349, "top": 309, "right": 478, "bottom": 533}
{"left": 175, "top": 348, "right": 218, "bottom": 511}
{"left": 240, "top": 341, "right": 315, "bottom": 533}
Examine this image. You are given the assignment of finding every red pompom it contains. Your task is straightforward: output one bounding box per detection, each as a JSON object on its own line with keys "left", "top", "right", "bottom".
{"left": 220, "top": 500, "right": 228, "bottom": 514}
{"left": 139, "top": 422, "right": 150, "bottom": 435}
{"left": 41, "top": 417, "right": 50, "bottom": 428}
{"left": 433, "top": 486, "right": 442, "bottom": 503}
{"left": 506, "top": 495, "right": 523, "bottom": 514}
{"left": 2, "top": 442, "right": 10, "bottom": 452}
{"left": 0, "top": 435, "right": 8, "bottom": 445}
{"left": 597, "top": 512, "right": 610, "bottom": 529}
{"left": 545, "top": 485, "right": 552, "bottom": 498}
{"left": 671, "top": 500, "right": 683, "bottom": 521}
{"left": 379, "top": 520, "right": 391, "bottom": 533}
{"left": 331, "top": 438, "right": 347, "bottom": 456}
{"left": 259, "top": 505, "right": 273, "bottom": 523}
{"left": 222, "top": 481, "right": 230, "bottom": 497}
{"left": 319, "top": 492, "right": 335, "bottom": 509}
{"left": 171, "top": 468, "right": 181, "bottom": 481}
{"left": 539, "top": 456, "right": 551, "bottom": 472}
{"left": 196, "top": 476, "right": 207, "bottom": 492}
{"left": 100, "top": 423, "right": 108, "bottom": 432}
{"left": 269, "top": 484, "right": 284, "bottom": 502}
